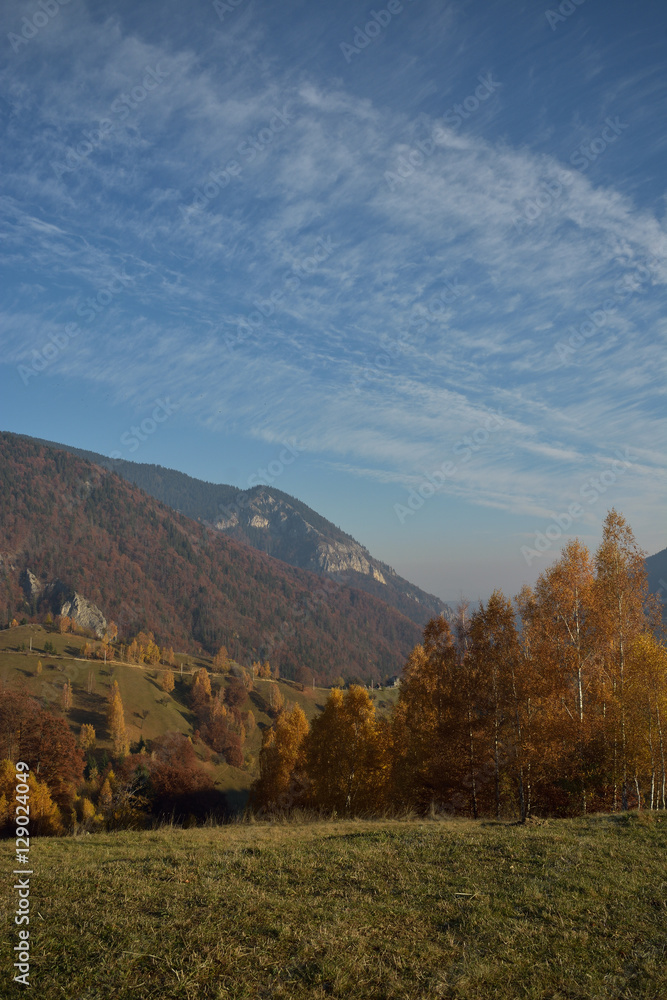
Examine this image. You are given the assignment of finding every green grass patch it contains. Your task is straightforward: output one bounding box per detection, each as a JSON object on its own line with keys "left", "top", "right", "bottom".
{"left": 1, "top": 813, "right": 665, "bottom": 998}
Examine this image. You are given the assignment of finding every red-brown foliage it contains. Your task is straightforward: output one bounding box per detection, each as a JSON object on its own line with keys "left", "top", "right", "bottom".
{"left": 0, "top": 688, "right": 84, "bottom": 809}
{"left": 146, "top": 732, "right": 213, "bottom": 801}
{"left": 0, "top": 432, "right": 420, "bottom": 685}
{"left": 224, "top": 678, "right": 247, "bottom": 708}
{"left": 201, "top": 718, "right": 244, "bottom": 767}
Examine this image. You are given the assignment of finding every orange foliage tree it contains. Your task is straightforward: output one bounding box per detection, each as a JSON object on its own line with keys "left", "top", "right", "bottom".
{"left": 107, "top": 681, "right": 129, "bottom": 758}
{"left": 304, "top": 686, "right": 392, "bottom": 814}
{"left": 248, "top": 512, "right": 667, "bottom": 822}
{"left": 79, "top": 723, "right": 96, "bottom": 753}
{"left": 213, "top": 646, "right": 229, "bottom": 672}
{"left": 56, "top": 615, "right": 72, "bottom": 635}
{"left": 251, "top": 704, "right": 310, "bottom": 812}
{"left": 591, "top": 509, "right": 658, "bottom": 810}
{"left": 161, "top": 669, "right": 175, "bottom": 694}
{"left": 0, "top": 760, "right": 63, "bottom": 836}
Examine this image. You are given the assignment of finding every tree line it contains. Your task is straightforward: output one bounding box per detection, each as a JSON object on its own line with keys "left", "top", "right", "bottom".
{"left": 251, "top": 511, "right": 666, "bottom": 819}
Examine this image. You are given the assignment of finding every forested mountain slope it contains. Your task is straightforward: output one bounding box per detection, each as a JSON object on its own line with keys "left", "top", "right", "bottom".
{"left": 22, "top": 434, "right": 451, "bottom": 626}
{"left": 0, "top": 433, "right": 422, "bottom": 685}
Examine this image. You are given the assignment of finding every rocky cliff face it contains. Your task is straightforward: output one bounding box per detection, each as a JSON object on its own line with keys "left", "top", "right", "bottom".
{"left": 213, "top": 489, "right": 450, "bottom": 625}
{"left": 20, "top": 571, "right": 108, "bottom": 638}
{"left": 215, "top": 496, "right": 382, "bottom": 577}
{"left": 19, "top": 568, "right": 42, "bottom": 604}
{"left": 48, "top": 583, "right": 108, "bottom": 639}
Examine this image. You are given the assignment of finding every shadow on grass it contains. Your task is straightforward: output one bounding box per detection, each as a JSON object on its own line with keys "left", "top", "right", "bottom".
{"left": 153, "top": 787, "right": 231, "bottom": 824}
{"left": 69, "top": 706, "right": 105, "bottom": 728}
{"left": 249, "top": 690, "right": 270, "bottom": 715}
{"left": 225, "top": 788, "right": 249, "bottom": 816}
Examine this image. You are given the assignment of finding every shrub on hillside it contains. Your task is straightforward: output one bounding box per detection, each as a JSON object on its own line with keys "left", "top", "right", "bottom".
{"left": 144, "top": 732, "right": 220, "bottom": 819}
{"left": 225, "top": 678, "right": 246, "bottom": 708}
{"left": 201, "top": 718, "right": 244, "bottom": 767}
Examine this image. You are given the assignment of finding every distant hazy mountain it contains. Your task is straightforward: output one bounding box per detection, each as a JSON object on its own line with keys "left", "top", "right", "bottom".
{"left": 21, "top": 434, "right": 452, "bottom": 627}
{"left": 646, "top": 547, "right": 667, "bottom": 618}
{"left": 0, "top": 432, "right": 424, "bottom": 684}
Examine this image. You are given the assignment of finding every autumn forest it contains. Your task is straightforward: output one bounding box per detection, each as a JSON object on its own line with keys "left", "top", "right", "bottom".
{"left": 0, "top": 432, "right": 666, "bottom": 834}
{"left": 251, "top": 511, "right": 666, "bottom": 821}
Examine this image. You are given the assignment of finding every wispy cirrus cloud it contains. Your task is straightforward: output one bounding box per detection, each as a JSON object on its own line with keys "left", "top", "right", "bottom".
{"left": 1, "top": 0, "right": 665, "bottom": 590}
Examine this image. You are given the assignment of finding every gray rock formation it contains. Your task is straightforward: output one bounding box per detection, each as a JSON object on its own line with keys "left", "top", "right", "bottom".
{"left": 213, "top": 488, "right": 452, "bottom": 624}
{"left": 215, "top": 492, "right": 379, "bottom": 577}
{"left": 20, "top": 568, "right": 43, "bottom": 604}
{"left": 43, "top": 580, "right": 108, "bottom": 638}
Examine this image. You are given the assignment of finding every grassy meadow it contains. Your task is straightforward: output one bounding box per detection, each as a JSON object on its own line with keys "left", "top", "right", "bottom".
{"left": 3, "top": 624, "right": 664, "bottom": 997}
{"left": 1, "top": 812, "right": 666, "bottom": 998}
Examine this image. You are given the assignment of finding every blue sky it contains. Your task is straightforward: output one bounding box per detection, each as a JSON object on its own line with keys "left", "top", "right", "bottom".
{"left": 1, "top": 0, "right": 665, "bottom": 603}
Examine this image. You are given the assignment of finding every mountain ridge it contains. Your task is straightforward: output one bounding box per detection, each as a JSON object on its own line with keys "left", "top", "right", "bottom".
{"left": 0, "top": 431, "right": 424, "bottom": 685}
{"left": 18, "top": 433, "right": 452, "bottom": 626}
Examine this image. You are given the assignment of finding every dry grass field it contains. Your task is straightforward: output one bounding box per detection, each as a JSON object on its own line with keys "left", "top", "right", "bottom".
{"left": 1, "top": 812, "right": 666, "bottom": 999}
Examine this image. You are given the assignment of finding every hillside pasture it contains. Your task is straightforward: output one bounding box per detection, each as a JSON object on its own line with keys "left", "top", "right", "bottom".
{"left": 1, "top": 813, "right": 665, "bottom": 998}
{"left": 0, "top": 625, "right": 398, "bottom": 808}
